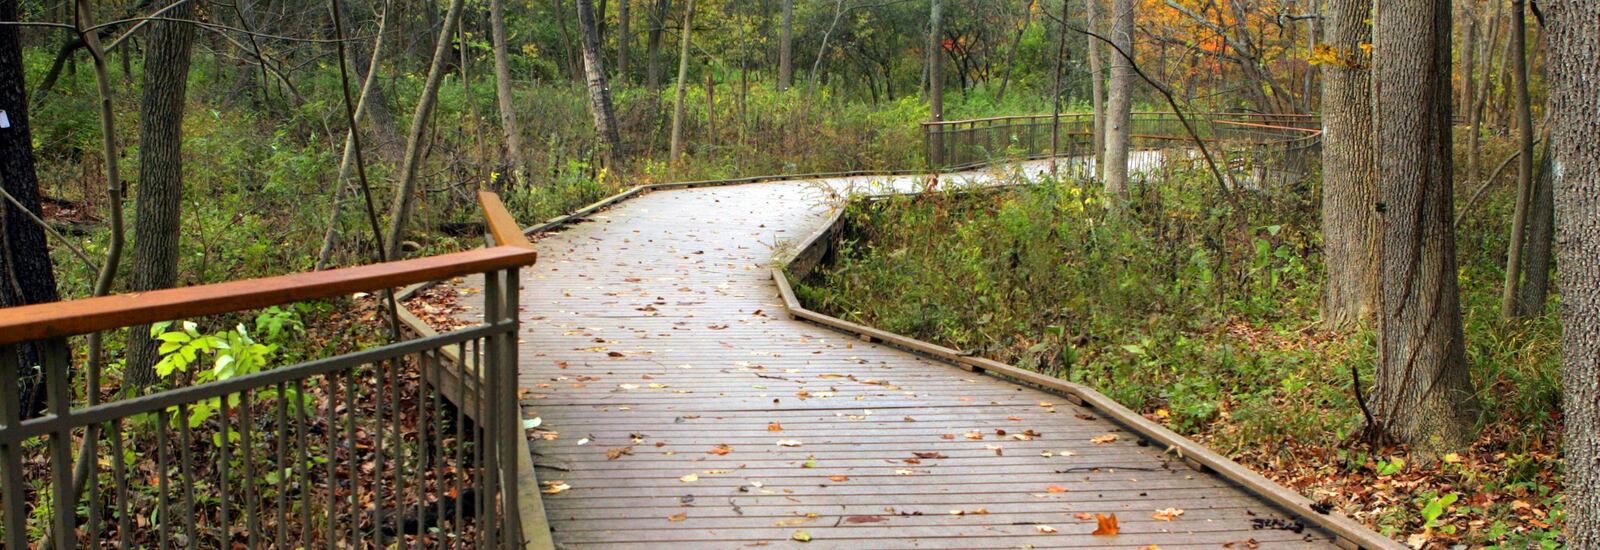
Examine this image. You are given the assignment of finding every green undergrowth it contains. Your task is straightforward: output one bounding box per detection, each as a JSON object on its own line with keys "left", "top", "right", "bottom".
{"left": 794, "top": 164, "right": 1564, "bottom": 547}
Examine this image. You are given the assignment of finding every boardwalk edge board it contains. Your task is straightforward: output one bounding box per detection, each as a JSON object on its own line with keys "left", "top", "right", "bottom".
{"left": 770, "top": 195, "right": 1402, "bottom": 550}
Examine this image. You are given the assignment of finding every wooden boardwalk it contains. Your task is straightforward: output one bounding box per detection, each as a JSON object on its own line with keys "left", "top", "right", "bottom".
{"left": 440, "top": 164, "right": 1351, "bottom": 549}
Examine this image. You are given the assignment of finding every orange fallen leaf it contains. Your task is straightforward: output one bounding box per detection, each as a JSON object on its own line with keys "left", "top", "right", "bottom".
{"left": 708, "top": 444, "right": 733, "bottom": 455}
{"left": 1140, "top": 546, "right": 1162, "bottom": 550}
{"left": 768, "top": 423, "right": 784, "bottom": 432}
{"left": 1046, "top": 485, "right": 1069, "bottom": 493}
{"left": 1152, "top": 507, "right": 1184, "bottom": 521}
{"left": 829, "top": 475, "right": 850, "bottom": 482}
{"left": 668, "top": 512, "right": 688, "bottom": 522}
{"left": 1092, "top": 513, "right": 1120, "bottom": 536}
{"left": 1074, "top": 512, "right": 1095, "bottom": 520}
{"left": 1090, "top": 434, "right": 1118, "bottom": 444}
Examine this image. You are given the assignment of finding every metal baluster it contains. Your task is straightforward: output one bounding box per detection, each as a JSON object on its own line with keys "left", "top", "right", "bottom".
{"left": 219, "top": 394, "right": 233, "bottom": 543}
{"left": 414, "top": 350, "right": 432, "bottom": 550}
{"left": 157, "top": 411, "right": 171, "bottom": 547}
{"left": 294, "top": 378, "right": 310, "bottom": 545}
{"left": 242, "top": 390, "right": 259, "bottom": 549}
{"left": 110, "top": 417, "right": 129, "bottom": 548}
{"left": 177, "top": 402, "right": 198, "bottom": 550}
{"left": 43, "top": 339, "right": 73, "bottom": 550}
{"left": 372, "top": 356, "right": 387, "bottom": 546}
{"left": 274, "top": 382, "right": 289, "bottom": 546}
{"left": 390, "top": 355, "right": 406, "bottom": 547}
{"left": 482, "top": 275, "right": 501, "bottom": 549}
{"left": 453, "top": 341, "right": 467, "bottom": 549}
{"left": 324, "top": 373, "right": 337, "bottom": 550}
{"left": 501, "top": 268, "right": 524, "bottom": 547}
{"left": 0, "top": 344, "right": 27, "bottom": 549}
{"left": 344, "top": 369, "right": 357, "bottom": 548}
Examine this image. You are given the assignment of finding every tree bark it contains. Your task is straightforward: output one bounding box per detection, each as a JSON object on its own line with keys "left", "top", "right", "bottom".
{"left": 346, "top": 0, "right": 401, "bottom": 155}
{"left": 1544, "top": 0, "right": 1600, "bottom": 543}
{"left": 1370, "top": 0, "right": 1478, "bottom": 453}
{"left": 667, "top": 0, "right": 695, "bottom": 163}
{"left": 1499, "top": 0, "right": 1535, "bottom": 319}
{"left": 616, "top": 0, "right": 630, "bottom": 82}
{"left": 1087, "top": 0, "right": 1105, "bottom": 179}
{"left": 1101, "top": 0, "right": 1134, "bottom": 198}
{"left": 1320, "top": 0, "right": 1377, "bottom": 328}
{"left": 490, "top": 0, "right": 527, "bottom": 175}
{"left": 578, "top": 0, "right": 625, "bottom": 165}
{"left": 1, "top": 0, "right": 63, "bottom": 415}
{"left": 125, "top": 2, "right": 199, "bottom": 390}
{"left": 1515, "top": 137, "right": 1553, "bottom": 317}
{"left": 383, "top": 0, "right": 467, "bottom": 260}
{"left": 1459, "top": 0, "right": 1476, "bottom": 117}
{"left": 646, "top": 0, "right": 670, "bottom": 91}
{"left": 778, "top": 0, "right": 794, "bottom": 92}
{"left": 928, "top": 0, "right": 943, "bottom": 163}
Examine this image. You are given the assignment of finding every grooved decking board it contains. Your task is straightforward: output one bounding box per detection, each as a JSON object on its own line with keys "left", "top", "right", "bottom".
{"left": 441, "top": 163, "right": 1344, "bottom": 549}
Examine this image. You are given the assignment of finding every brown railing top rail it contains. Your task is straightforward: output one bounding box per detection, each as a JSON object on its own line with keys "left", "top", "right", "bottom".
{"left": 0, "top": 245, "right": 539, "bottom": 346}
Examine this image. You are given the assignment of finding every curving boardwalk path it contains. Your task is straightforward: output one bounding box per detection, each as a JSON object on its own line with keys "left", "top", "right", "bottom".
{"left": 442, "top": 162, "right": 1345, "bottom": 549}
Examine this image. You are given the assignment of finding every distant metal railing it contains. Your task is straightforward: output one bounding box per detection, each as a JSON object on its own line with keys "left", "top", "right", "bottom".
{"left": 922, "top": 111, "right": 1322, "bottom": 186}
{"left": 0, "top": 202, "right": 537, "bottom": 547}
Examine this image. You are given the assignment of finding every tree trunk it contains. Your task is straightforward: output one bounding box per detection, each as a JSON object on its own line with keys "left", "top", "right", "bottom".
{"left": 616, "top": 0, "right": 630, "bottom": 82}
{"left": 490, "top": 0, "right": 527, "bottom": 175}
{"left": 345, "top": 0, "right": 401, "bottom": 155}
{"left": 316, "top": 1, "right": 393, "bottom": 271}
{"left": 1544, "top": 0, "right": 1600, "bottom": 543}
{"left": 1515, "top": 137, "right": 1553, "bottom": 317}
{"left": 578, "top": 0, "right": 625, "bottom": 165}
{"left": 646, "top": 0, "right": 670, "bottom": 90}
{"left": 667, "top": 0, "right": 695, "bottom": 163}
{"left": 928, "top": 0, "right": 943, "bottom": 160}
{"left": 1087, "top": 0, "right": 1105, "bottom": 179}
{"left": 1499, "top": 0, "right": 1535, "bottom": 319}
{"left": 383, "top": 0, "right": 467, "bottom": 260}
{"left": 1320, "top": 0, "right": 1377, "bottom": 328}
{"left": 1459, "top": 0, "right": 1476, "bottom": 117}
{"left": 1370, "top": 0, "right": 1478, "bottom": 453}
{"left": 1, "top": 0, "right": 63, "bottom": 415}
{"left": 778, "top": 0, "right": 794, "bottom": 92}
{"left": 994, "top": 0, "right": 1035, "bottom": 104}
{"left": 1102, "top": 0, "right": 1134, "bottom": 198}
{"left": 125, "top": 3, "right": 198, "bottom": 390}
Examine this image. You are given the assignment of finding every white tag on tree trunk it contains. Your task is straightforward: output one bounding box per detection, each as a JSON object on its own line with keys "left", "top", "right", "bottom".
{"left": 0, "top": 110, "right": 10, "bottom": 129}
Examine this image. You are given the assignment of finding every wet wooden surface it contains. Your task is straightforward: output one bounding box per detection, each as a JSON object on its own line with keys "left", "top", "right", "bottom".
{"left": 443, "top": 163, "right": 1342, "bottom": 548}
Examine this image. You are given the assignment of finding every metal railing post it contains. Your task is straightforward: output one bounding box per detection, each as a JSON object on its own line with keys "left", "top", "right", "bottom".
{"left": 0, "top": 344, "right": 25, "bottom": 549}
{"left": 499, "top": 266, "right": 524, "bottom": 548}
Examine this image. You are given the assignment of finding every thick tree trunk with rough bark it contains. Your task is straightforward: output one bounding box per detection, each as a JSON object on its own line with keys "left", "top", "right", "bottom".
{"left": 383, "top": 0, "right": 467, "bottom": 260}
{"left": 1087, "top": 0, "right": 1105, "bottom": 179}
{"left": 1544, "top": 0, "right": 1600, "bottom": 543}
{"left": 125, "top": 3, "right": 198, "bottom": 390}
{"left": 1370, "top": 0, "right": 1478, "bottom": 453}
{"left": 578, "top": 0, "right": 624, "bottom": 165}
{"left": 667, "top": 0, "right": 695, "bottom": 163}
{"left": 646, "top": 0, "right": 670, "bottom": 91}
{"left": 490, "top": 0, "right": 527, "bottom": 175}
{"left": 1, "top": 0, "right": 63, "bottom": 414}
{"left": 1101, "top": 0, "right": 1134, "bottom": 198}
{"left": 1500, "top": 0, "right": 1535, "bottom": 319}
{"left": 1319, "top": 0, "right": 1376, "bottom": 328}
{"left": 778, "top": 0, "right": 794, "bottom": 92}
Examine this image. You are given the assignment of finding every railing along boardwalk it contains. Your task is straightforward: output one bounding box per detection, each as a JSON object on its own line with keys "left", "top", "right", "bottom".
{"left": 429, "top": 156, "right": 1394, "bottom": 548}
{"left": 0, "top": 199, "right": 536, "bottom": 548}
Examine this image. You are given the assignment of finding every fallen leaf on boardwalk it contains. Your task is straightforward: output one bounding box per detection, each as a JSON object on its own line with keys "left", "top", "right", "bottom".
{"left": 774, "top": 517, "right": 813, "bottom": 527}
{"left": 541, "top": 481, "right": 570, "bottom": 494}
{"left": 1040, "top": 451, "right": 1055, "bottom": 457}
{"left": 1092, "top": 514, "right": 1120, "bottom": 536}
{"left": 829, "top": 475, "right": 850, "bottom": 482}
{"left": 1008, "top": 416, "right": 1023, "bottom": 421}
{"left": 941, "top": 434, "right": 956, "bottom": 440}
{"left": 708, "top": 444, "right": 733, "bottom": 455}
{"left": 895, "top": 469, "right": 916, "bottom": 475}
{"left": 1140, "top": 546, "right": 1162, "bottom": 550}
{"left": 1090, "top": 434, "right": 1118, "bottom": 444}
{"left": 606, "top": 351, "right": 625, "bottom": 358}
{"left": 618, "top": 384, "right": 640, "bottom": 390}
{"left": 668, "top": 513, "right": 688, "bottom": 522}
{"left": 1036, "top": 525, "right": 1058, "bottom": 533}
{"left": 776, "top": 439, "right": 803, "bottom": 447}
{"left": 679, "top": 474, "right": 699, "bottom": 482}
{"left": 1074, "top": 513, "right": 1095, "bottom": 520}
{"left": 606, "top": 447, "right": 633, "bottom": 460}
{"left": 844, "top": 515, "right": 887, "bottom": 524}
{"left": 1046, "top": 485, "right": 1069, "bottom": 493}
{"left": 963, "top": 431, "right": 984, "bottom": 440}
{"left": 1152, "top": 508, "right": 1185, "bottom": 521}
{"left": 791, "top": 530, "right": 812, "bottom": 542}
{"left": 803, "top": 459, "right": 818, "bottom": 468}
{"left": 913, "top": 452, "right": 948, "bottom": 459}
{"left": 768, "top": 423, "right": 784, "bottom": 432}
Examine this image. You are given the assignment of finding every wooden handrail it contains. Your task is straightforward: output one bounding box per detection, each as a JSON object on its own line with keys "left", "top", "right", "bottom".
{"left": 478, "top": 191, "right": 535, "bottom": 249}
{"left": 0, "top": 246, "right": 538, "bottom": 346}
